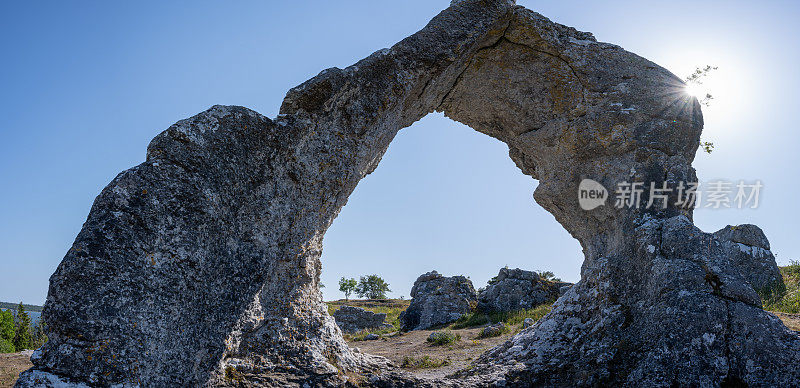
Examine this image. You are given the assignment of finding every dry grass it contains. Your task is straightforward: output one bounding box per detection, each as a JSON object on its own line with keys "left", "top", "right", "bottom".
{"left": 401, "top": 355, "right": 450, "bottom": 369}
{"left": 765, "top": 261, "right": 800, "bottom": 314}
{"left": 0, "top": 351, "right": 32, "bottom": 387}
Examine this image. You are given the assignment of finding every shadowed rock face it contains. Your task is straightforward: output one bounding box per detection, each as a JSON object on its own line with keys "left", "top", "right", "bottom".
{"left": 333, "top": 306, "right": 391, "bottom": 334}
{"left": 477, "top": 268, "right": 566, "bottom": 313}
{"left": 399, "top": 271, "right": 478, "bottom": 330}
{"left": 17, "top": 0, "right": 799, "bottom": 387}
{"left": 713, "top": 224, "right": 783, "bottom": 292}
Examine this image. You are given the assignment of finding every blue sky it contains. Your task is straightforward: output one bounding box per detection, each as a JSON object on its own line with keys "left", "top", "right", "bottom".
{"left": 1, "top": 1, "right": 798, "bottom": 304}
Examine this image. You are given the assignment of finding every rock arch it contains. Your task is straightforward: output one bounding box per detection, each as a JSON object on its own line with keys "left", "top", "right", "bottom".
{"left": 18, "top": 1, "right": 799, "bottom": 387}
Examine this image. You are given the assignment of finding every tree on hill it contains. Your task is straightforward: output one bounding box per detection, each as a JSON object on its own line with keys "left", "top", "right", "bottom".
{"left": 338, "top": 277, "right": 357, "bottom": 301}
{"left": 0, "top": 309, "right": 14, "bottom": 353}
{"left": 537, "top": 271, "right": 562, "bottom": 282}
{"left": 355, "top": 275, "right": 391, "bottom": 300}
{"left": 13, "top": 302, "right": 32, "bottom": 351}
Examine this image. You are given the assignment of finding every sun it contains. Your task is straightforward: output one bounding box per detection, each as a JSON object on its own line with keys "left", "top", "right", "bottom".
{"left": 684, "top": 82, "right": 706, "bottom": 98}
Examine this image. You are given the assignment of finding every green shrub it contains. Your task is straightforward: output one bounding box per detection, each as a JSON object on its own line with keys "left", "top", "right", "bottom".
{"left": 401, "top": 355, "right": 450, "bottom": 369}
{"left": 451, "top": 304, "right": 552, "bottom": 329}
{"left": 427, "top": 330, "right": 460, "bottom": 346}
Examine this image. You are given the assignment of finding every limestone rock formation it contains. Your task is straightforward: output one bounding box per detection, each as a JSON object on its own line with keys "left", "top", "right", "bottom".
{"left": 477, "top": 268, "right": 568, "bottom": 313}
{"left": 713, "top": 224, "right": 783, "bottom": 293}
{"left": 399, "top": 271, "right": 477, "bottom": 331}
{"left": 467, "top": 216, "right": 800, "bottom": 387}
{"left": 17, "top": 0, "right": 800, "bottom": 386}
{"left": 332, "top": 306, "right": 392, "bottom": 334}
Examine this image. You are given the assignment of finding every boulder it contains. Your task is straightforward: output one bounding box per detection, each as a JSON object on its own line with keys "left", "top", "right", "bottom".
{"left": 477, "top": 268, "right": 568, "bottom": 313}
{"left": 713, "top": 224, "right": 784, "bottom": 293}
{"left": 363, "top": 333, "right": 379, "bottom": 341}
{"left": 522, "top": 318, "right": 535, "bottom": 329}
{"left": 399, "top": 271, "right": 477, "bottom": 330}
{"left": 467, "top": 215, "right": 800, "bottom": 387}
{"left": 333, "top": 305, "right": 392, "bottom": 334}
{"left": 481, "top": 323, "right": 507, "bottom": 338}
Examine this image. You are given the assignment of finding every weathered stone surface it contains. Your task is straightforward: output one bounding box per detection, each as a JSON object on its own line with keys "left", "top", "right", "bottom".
{"left": 713, "top": 224, "right": 783, "bottom": 293}
{"left": 363, "top": 334, "right": 379, "bottom": 341}
{"left": 399, "top": 271, "right": 477, "bottom": 331}
{"left": 18, "top": 0, "right": 800, "bottom": 386}
{"left": 522, "top": 318, "right": 535, "bottom": 329}
{"left": 467, "top": 216, "right": 800, "bottom": 387}
{"left": 481, "top": 323, "right": 507, "bottom": 338}
{"left": 333, "top": 306, "right": 391, "bottom": 334}
{"left": 477, "top": 268, "right": 567, "bottom": 313}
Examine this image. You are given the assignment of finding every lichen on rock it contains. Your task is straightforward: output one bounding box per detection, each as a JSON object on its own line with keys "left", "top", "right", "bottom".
{"left": 399, "top": 271, "right": 478, "bottom": 331}
{"left": 477, "top": 267, "right": 569, "bottom": 313}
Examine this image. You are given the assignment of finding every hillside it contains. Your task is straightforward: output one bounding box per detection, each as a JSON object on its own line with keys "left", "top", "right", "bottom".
{"left": 0, "top": 303, "right": 41, "bottom": 313}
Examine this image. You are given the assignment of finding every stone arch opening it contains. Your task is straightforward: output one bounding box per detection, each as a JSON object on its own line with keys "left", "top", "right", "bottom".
{"left": 20, "top": 1, "right": 799, "bottom": 387}
{"left": 319, "top": 112, "right": 583, "bottom": 302}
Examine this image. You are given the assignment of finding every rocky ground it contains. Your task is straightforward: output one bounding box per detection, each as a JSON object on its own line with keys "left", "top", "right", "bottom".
{"left": 334, "top": 298, "right": 800, "bottom": 381}
{"left": 771, "top": 312, "right": 800, "bottom": 331}
{"left": 351, "top": 311, "right": 800, "bottom": 380}
{"left": 349, "top": 327, "right": 512, "bottom": 379}
{"left": 1, "top": 310, "right": 798, "bottom": 386}
{"left": 0, "top": 350, "right": 32, "bottom": 388}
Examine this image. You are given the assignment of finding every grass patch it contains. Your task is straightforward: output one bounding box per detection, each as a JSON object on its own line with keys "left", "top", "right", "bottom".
{"left": 765, "top": 261, "right": 800, "bottom": 313}
{"left": 427, "top": 330, "right": 461, "bottom": 346}
{"left": 765, "top": 261, "right": 800, "bottom": 314}
{"left": 401, "top": 355, "right": 450, "bottom": 369}
{"left": 451, "top": 304, "right": 552, "bottom": 329}
{"left": 345, "top": 325, "right": 399, "bottom": 342}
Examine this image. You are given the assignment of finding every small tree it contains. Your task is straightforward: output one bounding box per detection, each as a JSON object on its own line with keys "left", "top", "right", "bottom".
{"left": 537, "top": 271, "right": 561, "bottom": 282}
{"left": 30, "top": 317, "right": 48, "bottom": 349}
{"left": 0, "top": 309, "right": 15, "bottom": 353}
{"left": 355, "top": 275, "right": 391, "bottom": 300}
{"left": 338, "top": 277, "right": 357, "bottom": 301}
{"left": 13, "top": 302, "right": 32, "bottom": 351}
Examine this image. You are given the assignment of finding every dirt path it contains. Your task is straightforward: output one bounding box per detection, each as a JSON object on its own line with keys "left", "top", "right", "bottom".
{"left": 772, "top": 311, "right": 800, "bottom": 332}
{"left": 348, "top": 327, "right": 513, "bottom": 378}
{"left": 0, "top": 351, "right": 32, "bottom": 388}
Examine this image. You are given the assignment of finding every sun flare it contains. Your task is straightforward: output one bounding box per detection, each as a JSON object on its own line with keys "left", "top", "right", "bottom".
{"left": 684, "top": 82, "right": 706, "bottom": 98}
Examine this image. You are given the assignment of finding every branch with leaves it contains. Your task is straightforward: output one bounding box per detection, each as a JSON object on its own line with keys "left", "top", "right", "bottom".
{"left": 684, "top": 65, "right": 718, "bottom": 154}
